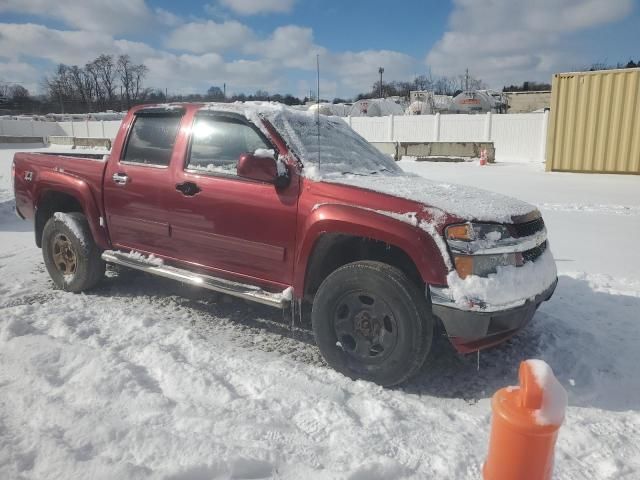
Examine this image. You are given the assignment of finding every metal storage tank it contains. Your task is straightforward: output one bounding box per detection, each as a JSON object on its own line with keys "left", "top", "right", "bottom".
{"left": 348, "top": 99, "right": 405, "bottom": 117}
{"left": 546, "top": 68, "right": 640, "bottom": 174}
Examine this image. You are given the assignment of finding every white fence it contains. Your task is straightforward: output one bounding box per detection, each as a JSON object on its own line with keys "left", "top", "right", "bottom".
{"left": 0, "top": 119, "right": 121, "bottom": 140}
{"left": 347, "top": 112, "right": 549, "bottom": 163}
{"left": 0, "top": 119, "right": 65, "bottom": 137}
{"left": 2, "top": 113, "right": 549, "bottom": 163}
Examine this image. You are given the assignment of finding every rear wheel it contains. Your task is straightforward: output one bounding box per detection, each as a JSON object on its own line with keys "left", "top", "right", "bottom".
{"left": 42, "top": 212, "right": 105, "bottom": 292}
{"left": 312, "top": 261, "right": 433, "bottom": 386}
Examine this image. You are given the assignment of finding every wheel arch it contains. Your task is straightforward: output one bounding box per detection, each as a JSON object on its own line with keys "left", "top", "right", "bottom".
{"left": 34, "top": 172, "right": 109, "bottom": 250}
{"left": 295, "top": 204, "right": 449, "bottom": 299}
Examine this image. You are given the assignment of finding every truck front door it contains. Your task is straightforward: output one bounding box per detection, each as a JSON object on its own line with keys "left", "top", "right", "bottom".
{"left": 168, "top": 111, "right": 299, "bottom": 289}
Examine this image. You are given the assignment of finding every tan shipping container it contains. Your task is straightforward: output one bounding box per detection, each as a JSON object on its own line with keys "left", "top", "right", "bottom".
{"left": 546, "top": 68, "right": 640, "bottom": 174}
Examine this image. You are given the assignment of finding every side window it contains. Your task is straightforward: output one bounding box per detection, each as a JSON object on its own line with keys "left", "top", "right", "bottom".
{"left": 186, "top": 115, "right": 270, "bottom": 175}
{"left": 122, "top": 114, "right": 182, "bottom": 166}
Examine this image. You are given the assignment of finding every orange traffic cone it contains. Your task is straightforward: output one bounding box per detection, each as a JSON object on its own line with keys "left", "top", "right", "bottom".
{"left": 483, "top": 360, "right": 567, "bottom": 480}
{"left": 479, "top": 148, "right": 488, "bottom": 166}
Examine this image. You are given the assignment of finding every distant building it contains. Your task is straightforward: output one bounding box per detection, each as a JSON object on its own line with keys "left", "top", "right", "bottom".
{"left": 505, "top": 91, "right": 551, "bottom": 113}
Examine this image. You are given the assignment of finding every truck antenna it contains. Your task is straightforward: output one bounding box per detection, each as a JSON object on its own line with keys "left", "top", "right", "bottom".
{"left": 316, "top": 54, "right": 321, "bottom": 174}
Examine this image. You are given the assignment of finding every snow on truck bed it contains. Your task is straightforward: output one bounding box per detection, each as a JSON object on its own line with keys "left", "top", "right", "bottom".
{"left": 2, "top": 146, "right": 640, "bottom": 478}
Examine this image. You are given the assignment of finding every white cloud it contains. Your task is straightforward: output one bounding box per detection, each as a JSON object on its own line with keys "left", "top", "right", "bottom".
{"left": 330, "top": 50, "right": 416, "bottom": 90}
{"left": 0, "top": 10, "right": 419, "bottom": 98}
{"left": 426, "top": 0, "right": 634, "bottom": 87}
{"left": 247, "top": 25, "right": 326, "bottom": 68}
{"left": 145, "top": 54, "right": 278, "bottom": 93}
{"left": 0, "top": 23, "right": 279, "bottom": 95}
{"left": 0, "top": 23, "right": 155, "bottom": 66}
{"left": 217, "top": 0, "right": 296, "bottom": 15}
{"left": 0, "top": 60, "right": 40, "bottom": 93}
{"left": 0, "top": 0, "right": 154, "bottom": 35}
{"left": 166, "top": 20, "right": 254, "bottom": 54}
{"left": 244, "top": 25, "right": 417, "bottom": 90}
{"left": 155, "top": 8, "right": 182, "bottom": 27}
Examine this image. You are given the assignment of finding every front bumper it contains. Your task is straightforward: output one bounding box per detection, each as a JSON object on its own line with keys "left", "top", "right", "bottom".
{"left": 430, "top": 278, "right": 558, "bottom": 354}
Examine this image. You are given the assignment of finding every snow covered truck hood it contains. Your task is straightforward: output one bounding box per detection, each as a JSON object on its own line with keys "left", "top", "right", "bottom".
{"left": 323, "top": 172, "right": 539, "bottom": 224}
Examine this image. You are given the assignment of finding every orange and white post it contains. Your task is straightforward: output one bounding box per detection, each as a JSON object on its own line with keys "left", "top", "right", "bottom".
{"left": 483, "top": 359, "right": 568, "bottom": 480}
{"left": 479, "top": 148, "right": 488, "bottom": 166}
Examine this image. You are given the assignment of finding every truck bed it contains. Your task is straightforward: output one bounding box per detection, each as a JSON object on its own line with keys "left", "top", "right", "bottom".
{"left": 13, "top": 151, "right": 109, "bottom": 222}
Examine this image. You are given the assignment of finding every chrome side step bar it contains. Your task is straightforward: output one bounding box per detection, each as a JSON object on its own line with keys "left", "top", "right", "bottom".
{"left": 101, "top": 250, "right": 289, "bottom": 308}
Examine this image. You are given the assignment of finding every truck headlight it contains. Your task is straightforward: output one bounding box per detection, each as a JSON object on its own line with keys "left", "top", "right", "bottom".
{"left": 446, "top": 223, "right": 522, "bottom": 279}
{"left": 446, "top": 223, "right": 511, "bottom": 245}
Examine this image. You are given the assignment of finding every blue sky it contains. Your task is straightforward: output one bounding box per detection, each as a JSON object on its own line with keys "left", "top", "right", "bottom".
{"left": 1, "top": 0, "right": 638, "bottom": 99}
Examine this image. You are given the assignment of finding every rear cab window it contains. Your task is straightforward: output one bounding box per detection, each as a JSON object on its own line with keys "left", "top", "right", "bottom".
{"left": 122, "top": 109, "right": 184, "bottom": 167}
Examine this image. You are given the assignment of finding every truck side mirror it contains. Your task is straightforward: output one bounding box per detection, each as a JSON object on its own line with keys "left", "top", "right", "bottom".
{"left": 237, "top": 153, "right": 289, "bottom": 187}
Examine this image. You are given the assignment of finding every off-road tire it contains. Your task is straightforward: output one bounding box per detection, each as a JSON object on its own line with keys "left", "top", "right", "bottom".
{"left": 42, "top": 212, "right": 105, "bottom": 292}
{"left": 312, "top": 260, "right": 433, "bottom": 386}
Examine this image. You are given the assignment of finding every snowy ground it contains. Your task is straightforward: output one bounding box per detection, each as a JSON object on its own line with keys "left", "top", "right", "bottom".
{"left": 1, "top": 146, "right": 639, "bottom": 479}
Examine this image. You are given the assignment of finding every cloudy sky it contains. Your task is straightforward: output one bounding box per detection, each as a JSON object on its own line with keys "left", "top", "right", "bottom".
{"left": 0, "top": 0, "right": 638, "bottom": 99}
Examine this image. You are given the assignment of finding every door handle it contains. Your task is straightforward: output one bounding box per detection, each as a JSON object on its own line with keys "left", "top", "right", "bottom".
{"left": 112, "top": 173, "right": 129, "bottom": 185}
{"left": 176, "top": 181, "right": 201, "bottom": 196}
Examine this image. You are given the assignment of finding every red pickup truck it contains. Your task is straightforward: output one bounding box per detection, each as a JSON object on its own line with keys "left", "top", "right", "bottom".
{"left": 12, "top": 102, "right": 557, "bottom": 386}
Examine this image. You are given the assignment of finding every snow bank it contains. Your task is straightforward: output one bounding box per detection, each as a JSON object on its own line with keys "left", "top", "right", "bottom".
{"left": 526, "top": 359, "right": 568, "bottom": 426}
{"left": 446, "top": 248, "right": 557, "bottom": 308}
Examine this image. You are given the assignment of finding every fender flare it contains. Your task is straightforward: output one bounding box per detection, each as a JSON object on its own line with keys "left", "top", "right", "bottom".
{"left": 34, "top": 170, "right": 110, "bottom": 250}
{"left": 294, "top": 203, "right": 450, "bottom": 293}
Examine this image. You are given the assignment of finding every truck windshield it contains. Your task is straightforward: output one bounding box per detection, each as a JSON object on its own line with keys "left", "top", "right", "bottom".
{"left": 266, "top": 110, "right": 402, "bottom": 179}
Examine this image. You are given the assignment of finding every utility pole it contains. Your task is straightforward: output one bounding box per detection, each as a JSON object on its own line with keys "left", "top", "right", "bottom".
{"left": 465, "top": 68, "right": 469, "bottom": 91}
{"left": 223, "top": 83, "right": 226, "bottom": 99}
{"left": 378, "top": 67, "right": 385, "bottom": 98}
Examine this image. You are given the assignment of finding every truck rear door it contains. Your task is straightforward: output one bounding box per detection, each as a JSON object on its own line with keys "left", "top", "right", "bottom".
{"left": 103, "top": 108, "right": 186, "bottom": 256}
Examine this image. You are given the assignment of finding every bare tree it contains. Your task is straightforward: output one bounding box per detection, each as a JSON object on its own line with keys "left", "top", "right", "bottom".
{"left": 0, "top": 82, "right": 10, "bottom": 98}
{"left": 117, "top": 55, "right": 135, "bottom": 108}
{"left": 85, "top": 60, "right": 103, "bottom": 109}
{"left": 68, "top": 65, "right": 95, "bottom": 111}
{"left": 413, "top": 74, "right": 434, "bottom": 91}
{"left": 94, "top": 54, "right": 117, "bottom": 106}
{"left": 434, "top": 76, "right": 458, "bottom": 95}
{"left": 131, "top": 63, "right": 149, "bottom": 102}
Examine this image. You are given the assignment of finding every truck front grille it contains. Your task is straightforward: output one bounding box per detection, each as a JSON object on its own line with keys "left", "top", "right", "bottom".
{"left": 522, "top": 241, "right": 547, "bottom": 264}
{"left": 512, "top": 217, "right": 545, "bottom": 238}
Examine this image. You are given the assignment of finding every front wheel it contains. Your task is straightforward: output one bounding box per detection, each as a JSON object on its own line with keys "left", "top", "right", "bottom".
{"left": 42, "top": 212, "right": 105, "bottom": 292}
{"left": 312, "top": 261, "right": 433, "bottom": 386}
